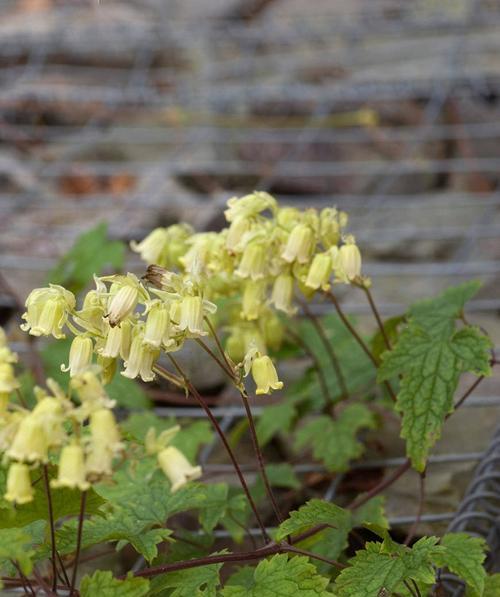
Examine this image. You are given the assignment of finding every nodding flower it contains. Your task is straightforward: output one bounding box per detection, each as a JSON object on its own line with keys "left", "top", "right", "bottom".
{"left": 305, "top": 252, "right": 332, "bottom": 291}
{"left": 51, "top": 443, "right": 90, "bottom": 491}
{"left": 271, "top": 274, "right": 296, "bottom": 315}
{"left": 338, "top": 236, "right": 362, "bottom": 282}
{"left": 61, "top": 335, "right": 93, "bottom": 377}
{"left": 157, "top": 446, "right": 202, "bottom": 492}
{"left": 4, "top": 463, "right": 34, "bottom": 505}
{"left": 281, "top": 224, "right": 315, "bottom": 264}
{"left": 251, "top": 354, "right": 284, "bottom": 395}
{"left": 8, "top": 415, "right": 49, "bottom": 463}
{"left": 21, "top": 284, "right": 75, "bottom": 339}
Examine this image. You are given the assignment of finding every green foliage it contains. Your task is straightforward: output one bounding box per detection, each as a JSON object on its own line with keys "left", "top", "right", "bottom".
{"left": 370, "top": 314, "right": 405, "bottom": 362}
{"left": 80, "top": 571, "right": 149, "bottom": 597}
{"left": 276, "top": 499, "right": 350, "bottom": 542}
{"left": 150, "top": 560, "right": 223, "bottom": 596}
{"left": 47, "top": 223, "right": 125, "bottom": 294}
{"left": 434, "top": 533, "right": 487, "bottom": 597}
{"left": 484, "top": 573, "right": 500, "bottom": 597}
{"left": 0, "top": 521, "right": 46, "bottom": 580}
{"left": 256, "top": 401, "right": 297, "bottom": 447}
{"left": 295, "top": 404, "right": 376, "bottom": 472}
{"left": 221, "top": 554, "right": 335, "bottom": 596}
{"left": 378, "top": 281, "right": 492, "bottom": 471}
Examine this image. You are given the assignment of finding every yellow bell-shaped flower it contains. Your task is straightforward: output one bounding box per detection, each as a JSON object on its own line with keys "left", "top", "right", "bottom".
{"left": 143, "top": 301, "right": 170, "bottom": 349}
{"left": 61, "top": 335, "right": 93, "bottom": 377}
{"left": 271, "top": 274, "right": 295, "bottom": 315}
{"left": 241, "top": 281, "right": 266, "bottom": 321}
{"left": 157, "top": 446, "right": 202, "bottom": 492}
{"left": 236, "top": 241, "right": 266, "bottom": 281}
{"left": 0, "top": 362, "right": 20, "bottom": 394}
{"left": 51, "top": 443, "right": 90, "bottom": 491}
{"left": 121, "top": 330, "right": 159, "bottom": 382}
{"left": 339, "top": 236, "right": 362, "bottom": 282}
{"left": 4, "top": 462, "right": 34, "bottom": 504}
{"left": 226, "top": 217, "right": 250, "bottom": 253}
{"left": 89, "top": 408, "right": 121, "bottom": 453}
{"left": 251, "top": 355, "right": 283, "bottom": 395}
{"left": 86, "top": 442, "right": 114, "bottom": 477}
{"left": 8, "top": 415, "right": 49, "bottom": 463}
{"left": 21, "top": 284, "right": 75, "bottom": 339}
{"left": 178, "top": 296, "right": 206, "bottom": 336}
{"left": 281, "top": 224, "right": 314, "bottom": 264}
{"left": 305, "top": 252, "right": 332, "bottom": 290}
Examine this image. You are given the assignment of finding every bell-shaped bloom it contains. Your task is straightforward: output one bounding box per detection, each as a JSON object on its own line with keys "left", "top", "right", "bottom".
{"left": 224, "top": 191, "right": 276, "bottom": 223}
{"left": 61, "top": 335, "right": 93, "bottom": 377}
{"left": 4, "top": 463, "right": 34, "bottom": 504}
{"left": 225, "top": 328, "right": 246, "bottom": 363}
{"left": 0, "top": 362, "right": 19, "bottom": 394}
{"left": 51, "top": 443, "right": 90, "bottom": 491}
{"left": 270, "top": 274, "right": 295, "bottom": 315}
{"left": 157, "top": 446, "right": 202, "bottom": 492}
{"left": 107, "top": 284, "right": 139, "bottom": 328}
{"left": 339, "top": 237, "right": 362, "bottom": 282}
{"left": 145, "top": 425, "right": 180, "bottom": 455}
{"left": 143, "top": 301, "right": 170, "bottom": 349}
{"left": 235, "top": 242, "right": 266, "bottom": 280}
{"left": 226, "top": 217, "right": 250, "bottom": 253}
{"left": 32, "top": 396, "right": 65, "bottom": 446}
{"left": 72, "top": 370, "right": 115, "bottom": 414}
{"left": 251, "top": 355, "right": 283, "bottom": 395}
{"left": 73, "top": 288, "right": 106, "bottom": 335}
{"left": 305, "top": 252, "right": 332, "bottom": 290}
{"left": 89, "top": 408, "right": 122, "bottom": 453}
{"left": 241, "top": 281, "right": 266, "bottom": 321}
{"left": 21, "top": 285, "right": 75, "bottom": 339}
{"left": 99, "top": 319, "right": 132, "bottom": 361}
{"left": 130, "top": 227, "right": 169, "bottom": 266}
{"left": 281, "top": 224, "right": 314, "bottom": 264}
{"left": 178, "top": 296, "right": 206, "bottom": 336}
{"left": 261, "top": 312, "right": 284, "bottom": 352}
{"left": 8, "top": 415, "right": 49, "bottom": 463}
{"left": 121, "top": 330, "right": 159, "bottom": 382}
{"left": 86, "top": 441, "right": 114, "bottom": 477}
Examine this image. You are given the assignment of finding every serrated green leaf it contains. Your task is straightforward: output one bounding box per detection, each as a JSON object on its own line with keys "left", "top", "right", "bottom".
{"left": 352, "top": 496, "right": 388, "bottom": 530}
{"left": 256, "top": 401, "right": 297, "bottom": 447}
{"left": 434, "top": 533, "right": 487, "bottom": 597}
{"left": 221, "top": 554, "right": 335, "bottom": 596}
{"left": 483, "top": 573, "right": 500, "bottom": 597}
{"left": 150, "top": 560, "right": 223, "bottom": 596}
{"left": 198, "top": 484, "right": 229, "bottom": 533}
{"left": 0, "top": 521, "right": 46, "bottom": 577}
{"left": 276, "top": 499, "right": 350, "bottom": 542}
{"left": 371, "top": 315, "right": 405, "bottom": 363}
{"left": 47, "top": 223, "right": 125, "bottom": 294}
{"left": 295, "top": 405, "right": 376, "bottom": 472}
{"left": 378, "top": 283, "right": 492, "bottom": 471}
{"left": 80, "top": 571, "right": 149, "bottom": 597}
{"left": 334, "top": 537, "right": 443, "bottom": 596}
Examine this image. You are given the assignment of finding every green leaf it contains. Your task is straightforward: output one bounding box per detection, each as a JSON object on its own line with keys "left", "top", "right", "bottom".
{"left": 276, "top": 499, "right": 350, "bottom": 542}
{"left": 370, "top": 315, "right": 405, "bottom": 363}
{"left": 0, "top": 521, "right": 46, "bottom": 577}
{"left": 483, "top": 573, "right": 500, "bottom": 597}
{"left": 221, "top": 554, "right": 335, "bottom": 596}
{"left": 105, "top": 373, "right": 151, "bottom": 410}
{"left": 334, "top": 537, "right": 443, "bottom": 596}
{"left": 352, "top": 496, "right": 389, "bottom": 531}
{"left": 198, "top": 484, "right": 229, "bottom": 533}
{"left": 434, "top": 533, "right": 487, "bottom": 597}
{"left": 47, "top": 223, "right": 125, "bottom": 294}
{"left": 80, "top": 571, "right": 149, "bottom": 597}
{"left": 256, "top": 401, "right": 297, "bottom": 447}
{"left": 378, "top": 282, "right": 492, "bottom": 471}
{"left": 295, "top": 405, "right": 376, "bottom": 472}
{"left": 150, "top": 561, "right": 223, "bottom": 596}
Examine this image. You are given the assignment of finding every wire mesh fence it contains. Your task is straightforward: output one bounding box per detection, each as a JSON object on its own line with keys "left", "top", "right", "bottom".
{"left": 1, "top": 0, "right": 500, "bottom": 586}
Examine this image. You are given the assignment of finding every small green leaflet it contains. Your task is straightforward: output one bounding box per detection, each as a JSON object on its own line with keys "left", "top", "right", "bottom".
{"left": 0, "top": 521, "right": 46, "bottom": 580}
{"left": 378, "top": 281, "right": 492, "bottom": 471}
{"left": 149, "top": 560, "right": 223, "bottom": 596}
{"left": 434, "top": 533, "right": 487, "bottom": 597}
{"left": 484, "top": 573, "right": 500, "bottom": 597}
{"left": 80, "top": 571, "right": 149, "bottom": 597}
{"left": 47, "top": 222, "right": 125, "bottom": 294}
{"left": 275, "top": 499, "right": 351, "bottom": 542}
{"left": 221, "top": 554, "right": 335, "bottom": 596}
{"left": 295, "top": 404, "right": 376, "bottom": 472}
{"left": 334, "top": 537, "right": 443, "bottom": 596}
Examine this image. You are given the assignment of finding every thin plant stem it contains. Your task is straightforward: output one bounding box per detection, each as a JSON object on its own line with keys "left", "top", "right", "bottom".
{"left": 348, "top": 459, "right": 412, "bottom": 510}
{"left": 284, "top": 545, "right": 347, "bottom": 569}
{"left": 285, "top": 327, "right": 331, "bottom": 405}
{"left": 359, "top": 284, "right": 392, "bottom": 350}
{"left": 157, "top": 359, "right": 269, "bottom": 543}
{"left": 195, "top": 338, "right": 236, "bottom": 382}
{"left": 56, "top": 551, "right": 70, "bottom": 587}
{"left": 42, "top": 464, "right": 58, "bottom": 593}
{"left": 404, "top": 471, "right": 426, "bottom": 546}
{"left": 70, "top": 490, "right": 87, "bottom": 595}
{"left": 240, "top": 388, "right": 284, "bottom": 524}
{"left": 11, "top": 562, "right": 36, "bottom": 597}
{"left": 404, "top": 580, "right": 419, "bottom": 597}
{"left": 325, "top": 290, "right": 398, "bottom": 403}
{"left": 204, "top": 316, "right": 236, "bottom": 376}
{"left": 299, "top": 297, "right": 348, "bottom": 400}
{"left": 452, "top": 375, "right": 484, "bottom": 411}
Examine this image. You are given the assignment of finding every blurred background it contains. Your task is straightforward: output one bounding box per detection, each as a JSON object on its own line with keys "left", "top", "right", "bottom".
{"left": 1, "top": 0, "right": 500, "bottom": 563}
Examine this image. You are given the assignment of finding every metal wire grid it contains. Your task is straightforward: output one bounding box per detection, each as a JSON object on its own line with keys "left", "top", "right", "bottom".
{"left": 1, "top": 0, "right": 500, "bottom": 582}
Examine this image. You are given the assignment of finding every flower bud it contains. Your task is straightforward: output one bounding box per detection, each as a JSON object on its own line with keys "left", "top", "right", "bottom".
{"left": 251, "top": 355, "right": 283, "bottom": 395}
{"left": 21, "top": 285, "right": 75, "bottom": 339}
{"left": 339, "top": 238, "right": 362, "bottom": 281}
{"left": 241, "top": 281, "right": 266, "bottom": 321}
{"left": 4, "top": 463, "right": 33, "bottom": 504}
{"left": 224, "top": 192, "right": 276, "bottom": 223}
{"left": 236, "top": 242, "right": 266, "bottom": 280}
{"left": 61, "top": 335, "right": 93, "bottom": 377}
{"left": 225, "top": 329, "right": 246, "bottom": 363}
{"left": 305, "top": 252, "right": 332, "bottom": 290}
{"left": 107, "top": 284, "right": 139, "bottom": 327}
{"left": 271, "top": 274, "right": 295, "bottom": 314}
{"left": 157, "top": 446, "right": 202, "bottom": 492}
{"left": 8, "top": 415, "right": 48, "bottom": 463}
{"left": 281, "top": 224, "right": 314, "bottom": 264}
{"left": 261, "top": 312, "right": 284, "bottom": 352}
{"left": 51, "top": 444, "right": 90, "bottom": 491}
{"left": 0, "top": 362, "right": 19, "bottom": 393}
{"left": 178, "top": 296, "right": 206, "bottom": 336}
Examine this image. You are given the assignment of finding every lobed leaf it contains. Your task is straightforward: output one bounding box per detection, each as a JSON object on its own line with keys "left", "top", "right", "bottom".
{"left": 80, "top": 571, "right": 149, "bottom": 597}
